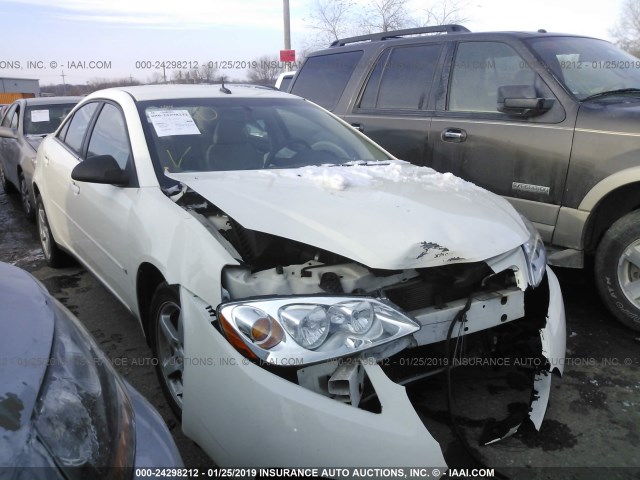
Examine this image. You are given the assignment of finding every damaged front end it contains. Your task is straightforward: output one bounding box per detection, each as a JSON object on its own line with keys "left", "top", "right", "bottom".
{"left": 177, "top": 190, "right": 566, "bottom": 468}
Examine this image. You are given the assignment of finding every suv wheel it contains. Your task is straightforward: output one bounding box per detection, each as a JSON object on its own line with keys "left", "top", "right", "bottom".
{"left": 19, "top": 172, "right": 35, "bottom": 220}
{"left": 150, "top": 283, "right": 184, "bottom": 418}
{"left": 595, "top": 210, "right": 640, "bottom": 331}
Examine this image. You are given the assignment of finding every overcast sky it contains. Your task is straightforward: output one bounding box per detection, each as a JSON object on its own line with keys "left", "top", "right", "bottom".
{"left": 0, "top": 0, "right": 625, "bottom": 85}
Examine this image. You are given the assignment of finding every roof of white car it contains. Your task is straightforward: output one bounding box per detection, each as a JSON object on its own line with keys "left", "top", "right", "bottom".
{"left": 106, "top": 84, "right": 293, "bottom": 102}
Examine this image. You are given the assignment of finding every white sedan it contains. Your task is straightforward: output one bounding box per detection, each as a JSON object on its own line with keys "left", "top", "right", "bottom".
{"left": 32, "top": 85, "right": 565, "bottom": 469}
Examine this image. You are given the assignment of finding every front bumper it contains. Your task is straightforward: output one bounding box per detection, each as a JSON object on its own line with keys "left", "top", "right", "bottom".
{"left": 181, "top": 266, "right": 565, "bottom": 468}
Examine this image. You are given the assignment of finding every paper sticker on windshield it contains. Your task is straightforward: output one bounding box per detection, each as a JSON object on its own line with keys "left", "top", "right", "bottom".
{"left": 148, "top": 110, "right": 201, "bottom": 137}
{"left": 31, "top": 110, "right": 50, "bottom": 123}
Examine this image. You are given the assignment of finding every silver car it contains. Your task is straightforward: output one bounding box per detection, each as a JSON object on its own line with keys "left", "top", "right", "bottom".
{"left": 0, "top": 97, "right": 80, "bottom": 218}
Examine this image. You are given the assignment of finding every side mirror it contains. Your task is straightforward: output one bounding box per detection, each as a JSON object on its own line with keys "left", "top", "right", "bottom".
{"left": 497, "top": 85, "right": 554, "bottom": 117}
{"left": 71, "top": 155, "right": 130, "bottom": 186}
{"left": 0, "top": 126, "right": 18, "bottom": 139}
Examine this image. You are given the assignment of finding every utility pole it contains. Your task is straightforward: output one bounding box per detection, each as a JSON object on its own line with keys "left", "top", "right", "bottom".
{"left": 283, "top": 0, "right": 291, "bottom": 50}
{"left": 283, "top": 0, "right": 291, "bottom": 71}
{"left": 61, "top": 70, "right": 66, "bottom": 95}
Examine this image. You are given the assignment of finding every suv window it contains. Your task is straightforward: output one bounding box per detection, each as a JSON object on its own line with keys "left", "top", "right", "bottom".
{"left": 360, "top": 44, "right": 442, "bottom": 110}
{"left": 449, "top": 42, "right": 535, "bottom": 112}
{"left": 290, "top": 51, "right": 363, "bottom": 110}
{"left": 87, "top": 103, "right": 132, "bottom": 170}
{"left": 62, "top": 102, "right": 99, "bottom": 155}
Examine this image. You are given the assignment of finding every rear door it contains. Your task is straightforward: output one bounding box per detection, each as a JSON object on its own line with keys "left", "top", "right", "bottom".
{"left": 342, "top": 43, "right": 444, "bottom": 166}
{"left": 429, "top": 40, "right": 574, "bottom": 241}
{"left": 40, "top": 101, "right": 100, "bottom": 249}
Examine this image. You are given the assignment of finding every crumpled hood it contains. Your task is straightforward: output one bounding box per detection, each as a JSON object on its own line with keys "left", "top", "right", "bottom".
{"left": 169, "top": 161, "right": 529, "bottom": 269}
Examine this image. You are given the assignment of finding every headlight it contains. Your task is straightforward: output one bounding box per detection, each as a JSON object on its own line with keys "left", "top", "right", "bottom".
{"left": 520, "top": 214, "right": 547, "bottom": 288}
{"left": 219, "top": 296, "right": 419, "bottom": 365}
{"left": 33, "top": 300, "right": 135, "bottom": 479}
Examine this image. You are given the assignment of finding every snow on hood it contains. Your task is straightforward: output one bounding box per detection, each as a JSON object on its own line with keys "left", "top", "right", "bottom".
{"left": 168, "top": 161, "right": 529, "bottom": 269}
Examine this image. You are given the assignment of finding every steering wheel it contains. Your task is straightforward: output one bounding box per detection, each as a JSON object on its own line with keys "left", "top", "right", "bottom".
{"left": 265, "top": 138, "right": 311, "bottom": 168}
{"left": 310, "top": 140, "right": 350, "bottom": 159}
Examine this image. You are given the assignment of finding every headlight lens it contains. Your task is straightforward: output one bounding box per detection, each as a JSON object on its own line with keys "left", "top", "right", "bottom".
{"left": 219, "top": 296, "right": 419, "bottom": 365}
{"left": 520, "top": 214, "right": 547, "bottom": 288}
{"left": 34, "top": 300, "right": 135, "bottom": 479}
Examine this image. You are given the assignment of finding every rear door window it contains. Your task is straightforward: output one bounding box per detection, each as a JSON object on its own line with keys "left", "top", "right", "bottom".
{"left": 290, "top": 51, "right": 363, "bottom": 110}
{"left": 359, "top": 44, "right": 442, "bottom": 110}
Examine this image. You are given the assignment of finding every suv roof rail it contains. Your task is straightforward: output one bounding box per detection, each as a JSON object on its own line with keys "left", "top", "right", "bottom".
{"left": 330, "top": 24, "right": 470, "bottom": 47}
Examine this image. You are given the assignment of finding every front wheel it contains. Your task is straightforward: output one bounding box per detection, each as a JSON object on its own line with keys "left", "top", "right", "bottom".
{"left": 595, "top": 210, "right": 640, "bottom": 331}
{"left": 150, "top": 283, "right": 184, "bottom": 418}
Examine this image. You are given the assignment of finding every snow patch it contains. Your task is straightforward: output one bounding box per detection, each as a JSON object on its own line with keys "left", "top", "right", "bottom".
{"left": 271, "top": 160, "right": 477, "bottom": 193}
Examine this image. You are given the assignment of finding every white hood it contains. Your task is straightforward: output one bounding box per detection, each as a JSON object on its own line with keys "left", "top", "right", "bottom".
{"left": 169, "top": 161, "right": 529, "bottom": 269}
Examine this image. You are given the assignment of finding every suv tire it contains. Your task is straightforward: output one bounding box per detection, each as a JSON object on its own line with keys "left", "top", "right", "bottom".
{"left": 595, "top": 210, "right": 640, "bottom": 331}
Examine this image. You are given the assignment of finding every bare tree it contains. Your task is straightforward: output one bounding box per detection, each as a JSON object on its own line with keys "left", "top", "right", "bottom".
{"left": 306, "top": 0, "right": 355, "bottom": 47}
{"left": 612, "top": 0, "right": 640, "bottom": 57}
{"left": 415, "top": 0, "right": 468, "bottom": 26}
{"left": 199, "top": 63, "right": 217, "bottom": 83}
{"left": 358, "top": 0, "right": 410, "bottom": 33}
{"left": 305, "top": 0, "right": 469, "bottom": 50}
{"left": 247, "top": 55, "right": 284, "bottom": 85}
{"left": 147, "top": 72, "right": 164, "bottom": 84}
{"left": 189, "top": 67, "right": 201, "bottom": 83}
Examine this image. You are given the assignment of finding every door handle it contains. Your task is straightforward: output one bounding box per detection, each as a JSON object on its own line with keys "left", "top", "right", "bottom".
{"left": 351, "top": 123, "right": 364, "bottom": 132}
{"left": 71, "top": 181, "right": 80, "bottom": 195}
{"left": 43, "top": 155, "right": 50, "bottom": 165}
{"left": 441, "top": 128, "right": 467, "bottom": 143}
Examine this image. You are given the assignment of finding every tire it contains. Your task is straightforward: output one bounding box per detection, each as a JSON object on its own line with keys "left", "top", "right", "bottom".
{"left": 150, "top": 283, "right": 184, "bottom": 419}
{"left": 595, "top": 210, "right": 640, "bottom": 331}
{"left": 0, "top": 163, "right": 16, "bottom": 193}
{"left": 19, "top": 172, "right": 35, "bottom": 221}
{"left": 36, "top": 195, "right": 68, "bottom": 268}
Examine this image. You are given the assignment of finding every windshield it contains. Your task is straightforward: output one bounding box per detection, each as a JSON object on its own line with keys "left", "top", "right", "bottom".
{"left": 138, "top": 97, "right": 391, "bottom": 182}
{"left": 24, "top": 104, "right": 77, "bottom": 135}
{"left": 526, "top": 37, "right": 640, "bottom": 100}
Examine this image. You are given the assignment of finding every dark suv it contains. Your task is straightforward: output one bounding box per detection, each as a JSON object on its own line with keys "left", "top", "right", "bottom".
{"left": 290, "top": 24, "right": 640, "bottom": 331}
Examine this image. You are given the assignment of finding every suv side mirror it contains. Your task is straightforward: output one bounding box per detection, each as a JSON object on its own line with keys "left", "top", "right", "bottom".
{"left": 0, "top": 126, "right": 18, "bottom": 139}
{"left": 71, "top": 155, "right": 130, "bottom": 186}
{"left": 497, "top": 85, "right": 554, "bottom": 117}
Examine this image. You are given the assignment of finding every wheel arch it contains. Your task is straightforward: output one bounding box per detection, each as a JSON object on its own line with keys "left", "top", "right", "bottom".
{"left": 583, "top": 182, "right": 640, "bottom": 254}
{"left": 136, "top": 262, "right": 168, "bottom": 345}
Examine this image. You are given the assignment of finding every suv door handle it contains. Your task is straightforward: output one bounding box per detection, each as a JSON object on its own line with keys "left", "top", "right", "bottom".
{"left": 441, "top": 128, "right": 467, "bottom": 143}
{"left": 351, "top": 123, "right": 364, "bottom": 132}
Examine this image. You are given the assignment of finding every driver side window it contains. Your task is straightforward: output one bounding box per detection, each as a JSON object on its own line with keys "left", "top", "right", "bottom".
{"left": 449, "top": 42, "right": 535, "bottom": 112}
{"left": 87, "top": 103, "right": 132, "bottom": 171}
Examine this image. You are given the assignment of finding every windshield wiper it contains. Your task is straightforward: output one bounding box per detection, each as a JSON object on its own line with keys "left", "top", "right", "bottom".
{"left": 329, "top": 160, "right": 391, "bottom": 167}
{"left": 582, "top": 88, "right": 640, "bottom": 102}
